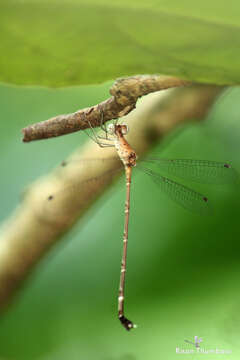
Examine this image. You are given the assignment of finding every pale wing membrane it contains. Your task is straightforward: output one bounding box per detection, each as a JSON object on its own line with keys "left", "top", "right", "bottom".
{"left": 137, "top": 165, "right": 210, "bottom": 215}
{"left": 40, "top": 162, "right": 124, "bottom": 224}
{"left": 142, "top": 159, "right": 238, "bottom": 185}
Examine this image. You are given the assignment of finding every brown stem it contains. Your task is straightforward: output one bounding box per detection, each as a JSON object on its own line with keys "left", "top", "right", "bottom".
{"left": 22, "top": 75, "right": 190, "bottom": 142}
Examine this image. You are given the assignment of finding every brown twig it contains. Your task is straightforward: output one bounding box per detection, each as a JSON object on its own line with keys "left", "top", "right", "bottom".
{"left": 22, "top": 75, "right": 190, "bottom": 142}
{"left": 0, "top": 84, "right": 223, "bottom": 308}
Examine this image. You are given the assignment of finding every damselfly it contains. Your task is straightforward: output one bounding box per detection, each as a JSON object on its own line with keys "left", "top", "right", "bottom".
{"left": 46, "top": 117, "right": 238, "bottom": 331}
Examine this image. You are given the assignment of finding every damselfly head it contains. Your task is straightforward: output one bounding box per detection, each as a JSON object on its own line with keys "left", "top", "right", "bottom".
{"left": 120, "top": 124, "right": 129, "bottom": 135}
{"left": 107, "top": 123, "right": 129, "bottom": 135}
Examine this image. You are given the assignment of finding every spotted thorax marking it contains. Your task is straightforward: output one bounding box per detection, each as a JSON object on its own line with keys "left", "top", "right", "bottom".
{"left": 107, "top": 123, "right": 137, "bottom": 168}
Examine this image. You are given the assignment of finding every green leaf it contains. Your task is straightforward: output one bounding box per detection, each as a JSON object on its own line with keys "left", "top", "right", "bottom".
{"left": 1, "top": 0, "right": 240, "bottom": 87}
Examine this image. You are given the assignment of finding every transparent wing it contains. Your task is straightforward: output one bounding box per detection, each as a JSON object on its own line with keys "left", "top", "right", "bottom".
{"left": 137, "top": 165, "right": 211, "bottom": 215}
{"left": 39, "top": 161, "right": 124, "bottom": 224}
{"left": 141, "top": 158, "right": 238, "bottom": 185}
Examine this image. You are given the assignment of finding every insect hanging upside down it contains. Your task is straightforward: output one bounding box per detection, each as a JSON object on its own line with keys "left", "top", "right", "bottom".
{"left": 47, "top": 114, "right": 238, "bottom": 331}
{"left": 108, "top": 123, "right": 138, "bottom": 330}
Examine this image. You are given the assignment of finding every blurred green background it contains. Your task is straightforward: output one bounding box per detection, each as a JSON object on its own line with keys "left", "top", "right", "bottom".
{"left": 0, "top": 83, "right": 240, "bottom": 360}
{"left": 2, "top": 0, "right": 240, "bottom": 86}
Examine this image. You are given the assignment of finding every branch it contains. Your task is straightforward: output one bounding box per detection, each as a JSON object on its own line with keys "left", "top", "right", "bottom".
{"left": 22, "top": 75, "right": 190, "bottom": 142}
{"left": 0, "top": 84, "right": 223, "bottom": 308}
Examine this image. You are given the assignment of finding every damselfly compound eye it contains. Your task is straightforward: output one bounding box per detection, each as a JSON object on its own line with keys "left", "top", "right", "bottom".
{"left": 107, "top": 123, "right": 115, "bottom": 135}
{"left": 121, "top": 124, "right": 129, "bottom": 135}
